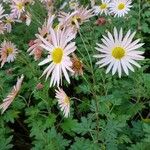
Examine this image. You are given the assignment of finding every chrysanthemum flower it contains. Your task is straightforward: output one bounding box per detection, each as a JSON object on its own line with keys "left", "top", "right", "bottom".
{"left": 11, "top": 0, "right": 25, "bottom": 19}
{"left": 55, "top": 88, "right": 70, "bottom": 118}
{"left": 37, "top": 27, "right": 76, "bottom": 87}
{"left": 94, "top": 28, "right": 144, "bottom": 77}
{"left": 58, "top": 11, "right": 77, "bottom": 29}
{"left": 27, "top": 15, "right": 55, "bottom": 60}
{"left": 0, "top": 41, "right": 18, "bottom": 67}
{"left": 0, "top": 74, "right": 24, "bottom": 114}
{"left": 93, "top": 0, "right": 110, "bottom": 15}
{"left": 59, "top": 6, "right": 94, "bottom": 29}
{"left": 109, "top": 0, "right": 132, "bottom": 17}
{"left": 4, "top": 15, "right": 16, "bottom": 33}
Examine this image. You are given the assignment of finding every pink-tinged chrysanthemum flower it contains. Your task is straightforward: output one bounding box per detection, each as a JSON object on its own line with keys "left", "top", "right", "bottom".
{"left": 37, "top": 27, "right": 76, "bottom": 87}
{"left": 55, "top": 88, "right": 70, "bottom": 118}
{"left": 0, "top": 41, "right": 18, "bottom": 67}
{"left": 4, "top": 15, "right": 16, "bottom": 33}
{"left": 94, "top": 28, "right": 144, "bottom": 77}
{"left": 59, "top": 6, "right": 94, "bottom": 29}
{"left": 93, "top": 0, "right": 111, "bottom": 15}
{"left": 0, "top": 22, "right": 5, "bottom": 34}
{"left": 58, "top": 11, "right": 77, "bottom": 28}
{"left": 0, "top": 74, "right": 24, "bottom": 114}
{"left": 0, "top": 4, "right": 6, "bottom": 20}
{"left": 11, "top": 0, "right": 25, "bottom": 19}
{"left": 41, "top": 0, "right": 54, "bottom": 13}
{"left": 109, "top": 0, "right": 132, "bottom": 17}
{"left": 27, "top": 15, "right": 54, "bottom": 60}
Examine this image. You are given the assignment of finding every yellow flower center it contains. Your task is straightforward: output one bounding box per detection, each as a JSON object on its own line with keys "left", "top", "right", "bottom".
{"left": 7, "top": 48, "right": 13, "bottom": 54}
{"left": 17, "top": 3, "right": 24, "bottom": 10}
{"left": 54, "top": 24, "right": 60, "bottom": 31}
{"left": 100, "top": 3, "right": 107, "bottom": 9}
{"left": 118, "top": 3, "right": 125, "bottom": 10}
{"left": 5, "top": 19, "right": 12, "bottom": 24}
{"left": 71, "top": 16, "right": 81, "bottom": 25}
{"left": 52, "top": 47, "right": 63, "bottom": 64}
{"left": 64, "top": 96, "right": 70, "bottom": 105}
{"left": 112, "top": 47, "right": 125, "bottom": 59}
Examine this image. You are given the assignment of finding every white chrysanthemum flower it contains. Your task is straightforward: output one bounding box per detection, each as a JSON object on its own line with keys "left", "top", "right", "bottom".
{"left": 0, "top": 74, "right": 24, "bottom": 114}
{"left": 109, "top": 0, "right": 132, "bottom": 17}
{"left": 93, "top": 0, "right": 110, "bottom": 15}
{"left": 94, "top": 28, "right": 144, "bottom": 77}
{"left": 37, "top": 27, "right": 76, "bottom": 87}
{"left": 55, "top": 88, "right": 70, "bottom": 118}
{"left": 0, "top": 41, "right": 18, "bottom": 67}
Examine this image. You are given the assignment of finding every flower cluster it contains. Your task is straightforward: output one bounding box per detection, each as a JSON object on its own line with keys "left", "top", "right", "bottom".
{"left": 0, "top": 41, "right": 18, "bottom": 67}
{"left": 0, "top": 0, "right": 145, "bottom": 118}
{"left": 93, "top": 0, "right": 132, "bottom": 17}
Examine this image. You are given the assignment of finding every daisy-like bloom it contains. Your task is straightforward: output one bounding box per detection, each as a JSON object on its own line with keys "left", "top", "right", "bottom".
{"left": 71, "top": 53, "right": 83, "bottom": 76}
{"left": 94, "top": 28, "right": 144, "bottom": 77}
{"left": 58, "top": 11, "right": 77, "bottom": 28}
{"left": 4, "top": 14, "right": 21, "bottom": 33}
{"left": 11, "top": 0, "right": 25, "bottom": 19}
{"left": 71, "top": 6, "right": 94, "bottom": 29}
{"left": 41, "top": 0, "right": 54, "bottom": 13}
{"left": 37, "top": 27, "right": 76, "bottom": 87}
{"left": 0, "top": 41, "right": 18, "bottom": 67}
{"left": 0, "top": 74, "right": 24, "bottom": 114}
{"left": 55, "top": 88, "right": 70, "bottom": 118}
{"left": 27, "top": 15, "right": 55, "bottom": 60}
{"left": 109, "top": 0, "right": 132, "bottom": 17}
{"left": 58, "top": 6, "right": 94, "bottom": 29}
{"left": 93, "top": 0, "right": 110, "bottom": 15}
{"left": 4, "top": 15, "right": 16, "bottom": 33}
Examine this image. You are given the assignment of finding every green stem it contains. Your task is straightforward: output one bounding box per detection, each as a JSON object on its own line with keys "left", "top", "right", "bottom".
{"left": 78, "top": 29, "right": 100, "bottom": 142}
